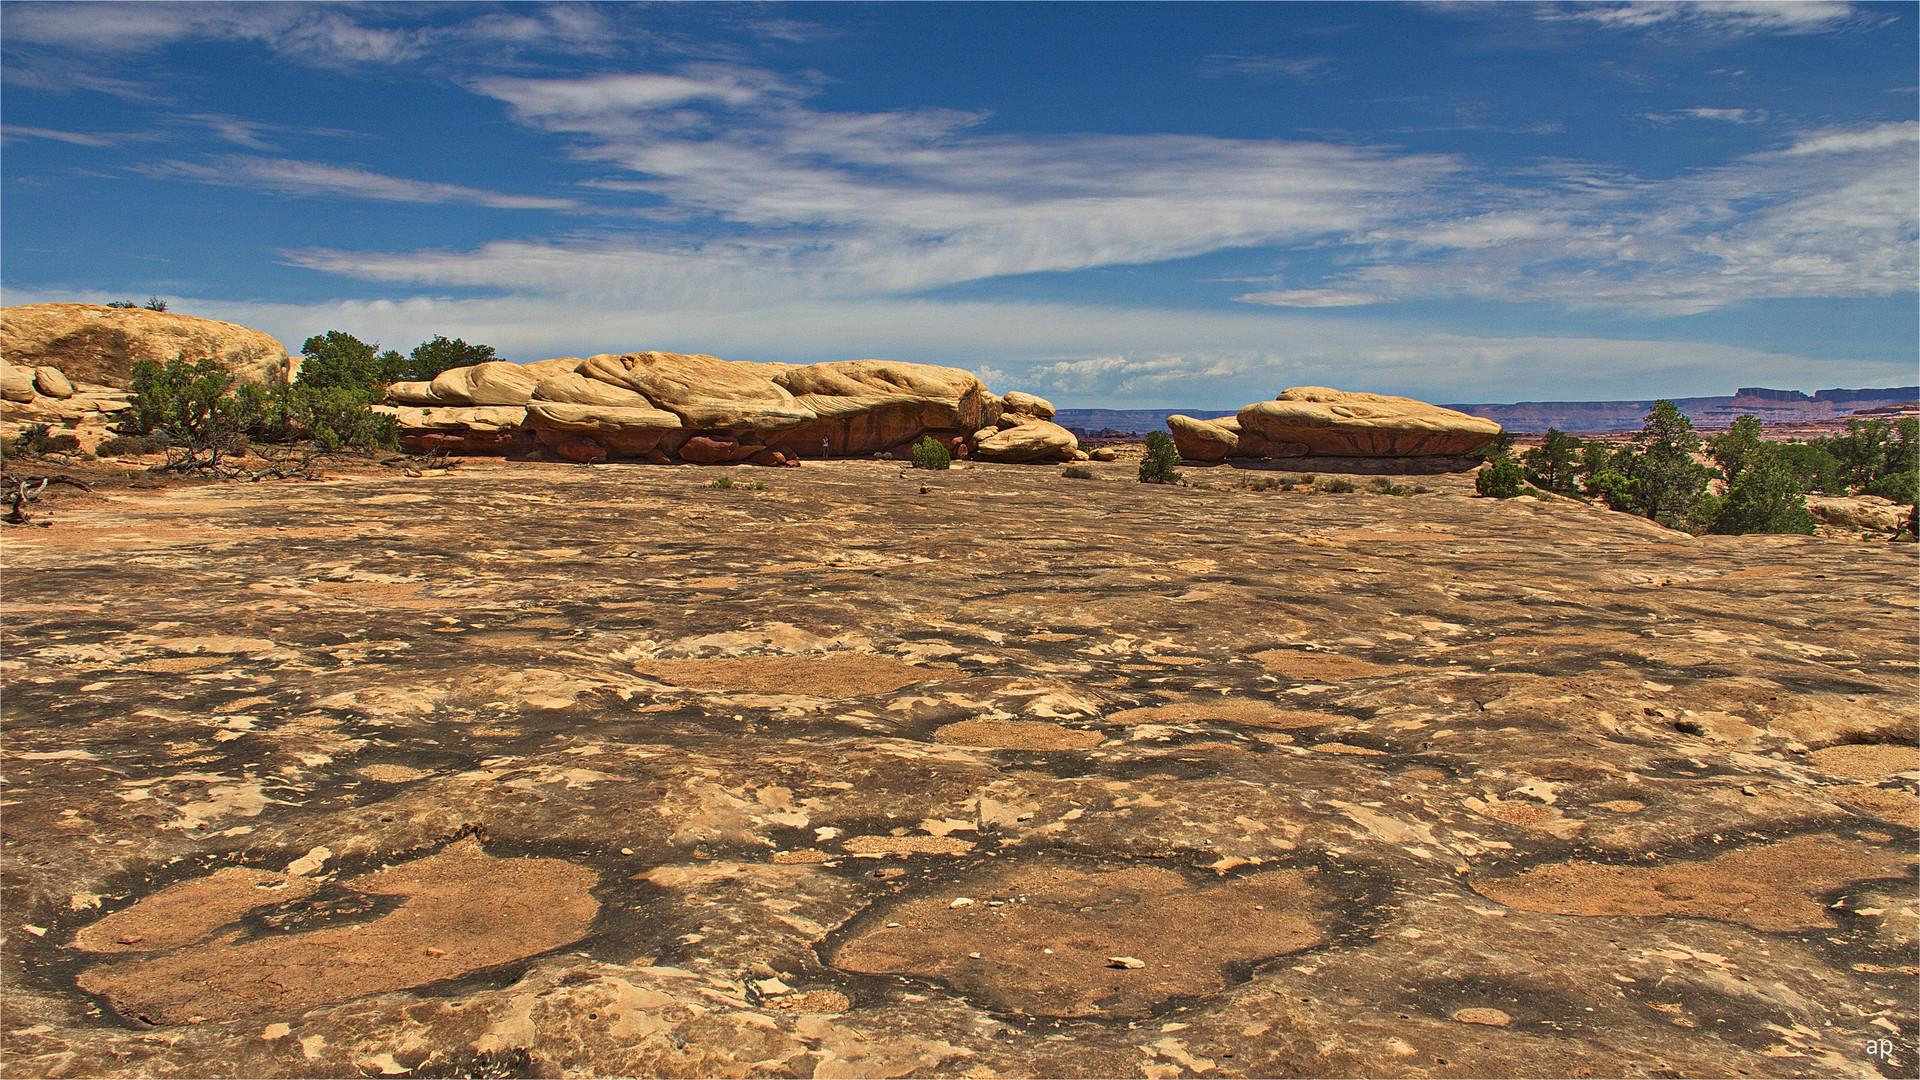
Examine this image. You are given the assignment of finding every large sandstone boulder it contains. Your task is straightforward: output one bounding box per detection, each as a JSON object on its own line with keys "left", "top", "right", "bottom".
{"left": 382, "top": 351, "right": 1051, "bottom": 466}
{"left": 1166, "top": 415, "right": 1240, "bottom": 462}
{"left": 1001, "top": 391, "right": 1056, "bottom": 420}
{"left": 580, "top": 352, "right": 814, "bottom": 430}
{"left": 1, "top": 304, "right": 298, "bottom": 389}
{"left": 372, "top": 405, "right": 537, "bottom": 456}
{"left": 1, "top": 359, "right": 34, "bottom": 402}
{"left": 775, "top": 359, "right": 992, "bottom": 457}
{"left": 1235, "top": 388, "right": 1502, "bottom": 458}
{"left": 973, "top": 420, "right": 1080, "bottom": 463}
{"left": 525, "top": 401, "right": 684, "bottom": 455}
{"left": 33, "top": 366, "right": 75, "bottom": 399}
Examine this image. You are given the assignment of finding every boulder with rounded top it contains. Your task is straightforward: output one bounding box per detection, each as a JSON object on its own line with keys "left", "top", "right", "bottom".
{"left": 1236, "top": 387, "right": 1502, "bottom": 457}
{"left": 1, "top": 303, "right": 297, "bottom": 388}
{"left": 580, "top": 352, "right": 815, "bottom": 430}
{"left": 1167, "top": 414, "right": 1240, "bottom": 461}
{"left": 1002, "top": 391, "right": 1056, "bottom": 420}
{"left": 973, "top": 419, "right": 1080, "bottom": 463}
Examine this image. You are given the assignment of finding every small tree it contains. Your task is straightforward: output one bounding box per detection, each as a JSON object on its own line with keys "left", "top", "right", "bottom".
{"left": 144, "top": 296, "right": 168, "bottom": 312}
{"left": 1521, "top": 428, "right": 1581, "bottom": 494}
{"left": 395, "top": 336, "right": 498, "bottom": 383}
{"left": 910, "top": 435, "right": 952, "bottom": 470}
{"left": 1623, "top": 400, "right": 1711, "bottom": 526}
{"left": 1707, "top": 415, "right": 1765, "bottom": 484}
{"left": 1708, "top": 443, "right": 1816, "bottom": 535}
{"left": 1139, "top": 431, "right": 1180, "bottom": 484}
{"left": 299, "top": 331, "right": 385, "bottom": 395}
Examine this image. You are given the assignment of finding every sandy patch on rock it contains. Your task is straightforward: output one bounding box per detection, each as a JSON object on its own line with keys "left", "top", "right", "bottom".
{"left": 1475, "top": 835, "right": 1900, "bottom": 932}
{"left": 138, "top": 656, "right": 226, "bottom": 673}
{"left": 636, "top": 653, "right": 940, "bottom": 698}
{"left": 1829, "top": 785, "right": 1919, "bottom": 826}
{"left": 76, "top": 839, "right": 598, "bottom": 1025}
{"left": 1106, "top": 700, "right": 1347, "bottom": 730}
{"left": 767, "top": 989, "right": 852, "bottom": 1013}
{"left": 931, "top": 719, "right": 1103, "bottom": 750}
{"left": 832, "top": 861, "right": 1327, "bottom": 1018}
{"left": 74, "top": 867, "right": 316, "bottom": 954}
{"left": 359, "top": 764, "right": 432, "bottom": 784}
{"left": 1807, "top": 744, "right": 1915, "bottom": 781}
{"left": 1252, "top": 650, "right": 1404, "bottom": 681}
{"left": 843, "top": 836, "right": 976, "bottom": 856}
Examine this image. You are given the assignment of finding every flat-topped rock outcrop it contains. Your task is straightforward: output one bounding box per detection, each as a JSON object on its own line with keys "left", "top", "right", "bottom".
{"left": 382, "top": 352, "right": 1085, "bottom": 465}
{"left": 0, "top": 304, "right": 299, "bottom": 389}
{"left": 1170, "top": 386, "right": 1502, "bottom": 461}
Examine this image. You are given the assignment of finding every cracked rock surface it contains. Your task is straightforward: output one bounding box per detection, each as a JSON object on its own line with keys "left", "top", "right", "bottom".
{"left": 2, "top": 458, "right": 1915, "bottom": 1078}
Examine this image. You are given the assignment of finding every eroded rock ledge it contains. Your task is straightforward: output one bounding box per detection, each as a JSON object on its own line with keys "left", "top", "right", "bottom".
{"left": 380, "top": 353, "right": 1087, "bottom": 466}
{"left": 1169, "top": 386, "right": 1503, "bottom": 462}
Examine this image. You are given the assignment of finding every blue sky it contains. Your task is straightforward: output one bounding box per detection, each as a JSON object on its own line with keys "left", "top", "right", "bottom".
{"left": 3, "top": 1, "right": 1915, "bottom": 408}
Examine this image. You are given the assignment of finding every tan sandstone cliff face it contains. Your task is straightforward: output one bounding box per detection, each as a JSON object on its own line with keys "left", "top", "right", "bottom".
{"left": 0, "top": 304, "right": 299, "bottom": 389}
{"left": 383, "top": 352, "right": 1067, "bottom": 465}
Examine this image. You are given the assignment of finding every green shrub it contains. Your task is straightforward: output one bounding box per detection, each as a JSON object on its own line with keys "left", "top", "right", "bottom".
{"left": 143, "top": 297, "right": 167, "bottom": 312}
{"left": 1480, "top": 431, "right": 1516, "bottom": 463}
{"left": 1319, "top": 476, "right": 1357, "bottom": 494}
{"left": 1476, "top": 459, "right": 1524, "bottom": 498}
{"left": 4, "top": 424, "right": 81, "bottom": 459}
{"left": 711, "top": 476, "right": 735, "bottom": 489}
{"left": 910, "top": 435, "right": 952, "bottom": 470}
{"left": 388, "top": 336, "right": 497, "bottom": 383}
{"left": 1138, "top": 432, "right": 1180, "bottom": 484}
{"left": 1061, "top": 466, "right": 1094, "bottom": 479}
{"left": 125, "top": 356, "right": 248, "bottom": 470}
{"left": 104, "top": 300, "right": 138, "bottom": 309}
{"left": 1706, "top": 443, "right": 1816, "bottom": 535}
{"left": 96, "top": 434, "right": 167, "bottom": 457}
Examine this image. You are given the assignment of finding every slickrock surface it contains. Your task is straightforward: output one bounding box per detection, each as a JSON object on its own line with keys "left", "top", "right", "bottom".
{"left": 1170, "top": 388, "right": 1503, "bottom": 462}
{"left": 0, "top": 305, "right": 299, "bottom": 390}
{"left": 2, "top": 458, "right": 1915, "bottom": 1079}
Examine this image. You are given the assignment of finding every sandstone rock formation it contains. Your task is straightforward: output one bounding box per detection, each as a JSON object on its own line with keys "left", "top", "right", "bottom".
{"left": 0, "top": 355, "right": 135, "bottom": 442}
{"left": 1170, "top": 387, "right": 1502, "bottom": 461}
{"left": 1, "top": 304, "right": 299, "bottom": 389}
{"left": 383, "top": 353, "right": 1078, "bottom": 465}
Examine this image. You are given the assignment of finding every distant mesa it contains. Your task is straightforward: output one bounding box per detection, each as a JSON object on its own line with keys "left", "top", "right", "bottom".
{"left": 1166, "top": 387, "right": 1502, "bottom": 462}
{"left": 381, "top": 353, "right": 1088, "bottom": 466}
{"left": 1441, "top": 385, "right": 1920, "bottom": 434}
{"left": 0, "top": 303, "right": 299, "bottom": 390}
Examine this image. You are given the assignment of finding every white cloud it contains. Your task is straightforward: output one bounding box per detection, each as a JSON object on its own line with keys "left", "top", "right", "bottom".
{"left": 1681, "top": 107, "right": 1769, "bottom": 123}
{"left": 0, "top": 125, "right": 131, "bottom": 147}
{"left": 258, "top": 67, "right": 1900, "bottom": 320}
{"left": 1234, "top": 290, "right": 1387, "bottom": 308}
{"left": 7, "top": 282, "right": 1896, "bottom": 408}
{"left": 1197, "top": 54, "right": 1332, "bottom": 81}
{"left": 143, "top": 156, "right": 588, "bottom": 211}
{"left": 1546, "top": 2, "right": 1863, "bottom": 34}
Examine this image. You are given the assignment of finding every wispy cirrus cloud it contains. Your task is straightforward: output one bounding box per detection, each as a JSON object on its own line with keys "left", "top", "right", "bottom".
{"left": 142, "top": 156, "right": 588, "bottom": 211}
{"left": 1234, "top": 290, "right": 1387, "bottom": 308}
{"left": 1197, "top": 54, "right": 1332, "bottom": 81}
{"left": 0, "top": 125, "right": 147, "bottom": 148}
{"left": 287, "top": 65, "right": 1914, "bottom": 320}
{"left": 1538, "top": 1, "right": 1866, "bottom": 35}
